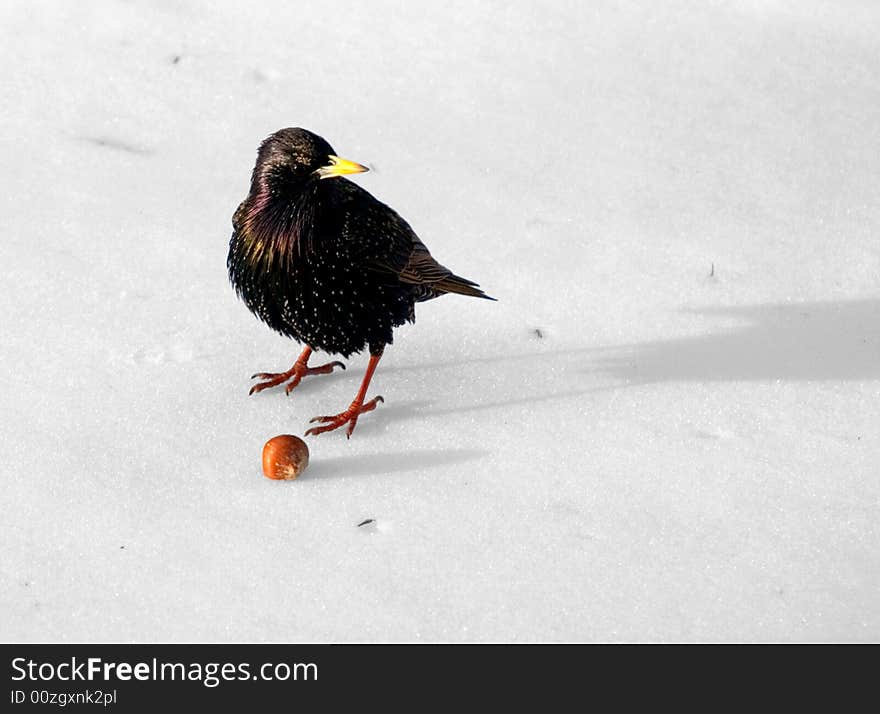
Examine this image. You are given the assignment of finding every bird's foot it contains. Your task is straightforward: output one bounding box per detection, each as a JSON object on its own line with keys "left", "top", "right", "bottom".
{"left": 305, "top": 396, "right": 384, "bottom": 438}
{"left": 249, "top": 359, "right": 345, "bottom": 396}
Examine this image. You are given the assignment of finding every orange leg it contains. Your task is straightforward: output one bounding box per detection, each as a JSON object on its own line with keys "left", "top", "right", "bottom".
{"left": 305, "top": 351, "right": 384, "bottom": 438}
{"left": 249, "top": 346, "right": 345, "bottom": 396}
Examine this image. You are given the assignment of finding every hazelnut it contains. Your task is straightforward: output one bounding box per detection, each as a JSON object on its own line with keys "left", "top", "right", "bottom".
{"left": 262, "top": 434, "right": 310, "bottom": 480}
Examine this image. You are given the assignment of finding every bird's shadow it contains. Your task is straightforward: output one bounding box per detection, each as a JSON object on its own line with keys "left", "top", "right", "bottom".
{"left": 378, "top": 298, "right": 880, "bottom": 419}
{"left": 591, "top": 298, "right": 880, "bottom": 385}
{"left": 305, "top": 447, "right": 488, "bottom": 480}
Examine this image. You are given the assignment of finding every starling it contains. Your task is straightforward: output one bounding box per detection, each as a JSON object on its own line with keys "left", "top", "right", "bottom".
{"left": 228, "top": 128, "right": 494, "bottom": 437}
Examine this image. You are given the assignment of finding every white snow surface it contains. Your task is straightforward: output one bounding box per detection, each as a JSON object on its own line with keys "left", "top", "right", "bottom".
{"left": 2, "top": 0, "right": 879, "bottom": 642}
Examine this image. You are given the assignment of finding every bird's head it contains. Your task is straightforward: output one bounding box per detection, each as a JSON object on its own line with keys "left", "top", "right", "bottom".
{"left": 252, "top": 127, "right": 368, "bottom": 194}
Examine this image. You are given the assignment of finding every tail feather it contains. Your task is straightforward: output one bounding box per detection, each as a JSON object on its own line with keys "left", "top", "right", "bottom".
{"left": 435, "top": 274, "right": 496, "bottom": 300}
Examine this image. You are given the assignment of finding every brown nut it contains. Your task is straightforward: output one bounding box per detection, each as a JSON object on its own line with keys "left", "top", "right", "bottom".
{"left": 262, "top": 434, "right": 310, "bottom": 480}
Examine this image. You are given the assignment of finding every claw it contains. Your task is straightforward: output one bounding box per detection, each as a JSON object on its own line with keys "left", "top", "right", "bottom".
{"left": 304, "top": 352, "right": 385, "bottom": 438}
{"left": 248, "top": 347, "right": 345, "bottom": 396}
{"left": 305, "top": 396, "right": 384, "bottom": 438}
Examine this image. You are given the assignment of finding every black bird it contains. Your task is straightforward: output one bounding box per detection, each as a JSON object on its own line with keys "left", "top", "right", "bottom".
{"left": 228, "top": 128, "right": 494, "bottom": 437}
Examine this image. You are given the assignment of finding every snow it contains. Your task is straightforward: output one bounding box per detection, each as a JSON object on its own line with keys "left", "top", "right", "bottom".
{"left": 2, "top": 0, "right": 878, "bottom": 642}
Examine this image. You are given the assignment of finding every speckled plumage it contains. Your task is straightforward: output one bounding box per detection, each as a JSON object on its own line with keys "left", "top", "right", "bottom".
{"left": 228, "top": 128, "right": 493, "bottom": 359}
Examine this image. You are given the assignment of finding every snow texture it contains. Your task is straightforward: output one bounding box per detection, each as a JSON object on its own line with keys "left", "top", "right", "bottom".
{"left": 2, "top": 0, "right": 878, "bottom": 642}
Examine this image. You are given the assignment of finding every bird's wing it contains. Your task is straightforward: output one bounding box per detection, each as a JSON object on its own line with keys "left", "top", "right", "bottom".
{"left": 395, "top": 239, "right": 491, "bottom": 299}
{"left": 332, "top": 182, "right": 492, "bottom": 300}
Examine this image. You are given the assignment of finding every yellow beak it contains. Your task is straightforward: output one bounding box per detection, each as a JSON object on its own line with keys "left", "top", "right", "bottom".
{"left": 316, "top": 154, "right": 369, "bottom": 179}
